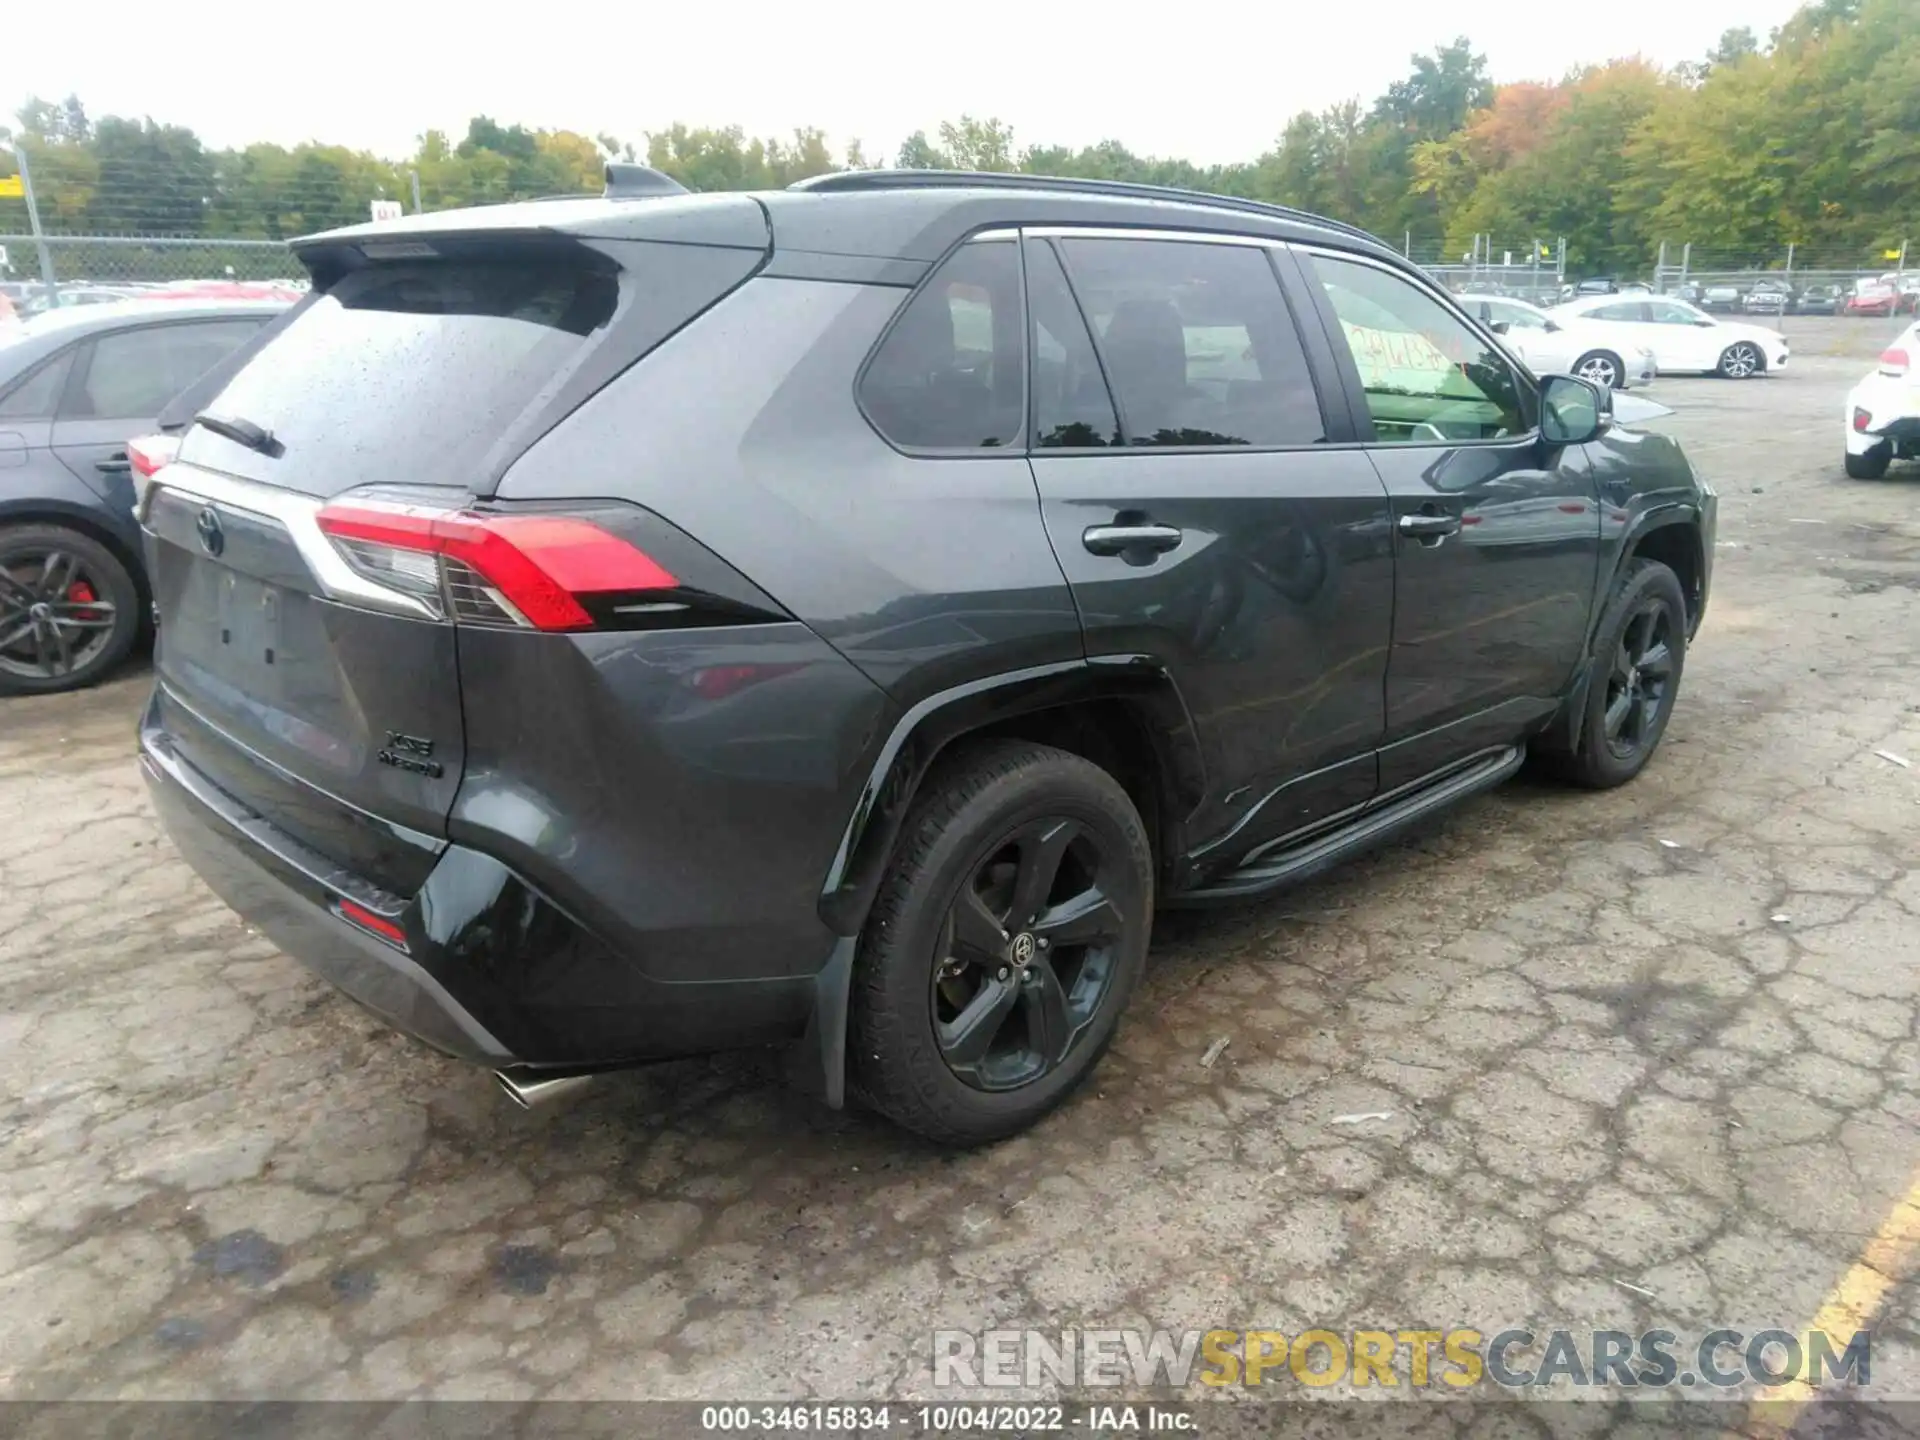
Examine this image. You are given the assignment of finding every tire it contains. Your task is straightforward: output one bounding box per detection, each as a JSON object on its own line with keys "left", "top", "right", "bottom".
{"left": 1574, "top": 351, "right": 1623, "bottom": 390}
{"left": 1543, "top": 558, "right": 1688, "bottom": 790}
{"left": 0, "top": 524, "right": 142, "bottom": 697}
{"left": 1845, "top": 443, "right": 1892, "bottom": 480}
{"left": 1717, "top": 342, "right": 1765, "bottom": 379}
{"left": 848, "top": 739, "right": 1153, "bottom": 1146}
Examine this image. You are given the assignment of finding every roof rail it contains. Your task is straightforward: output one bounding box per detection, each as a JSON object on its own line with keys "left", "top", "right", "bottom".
{"left": 789, "top": 169, "right": 1383, "bottom": 246}
{"left": 605, "top": 163, "right": 689, "bottom": 200}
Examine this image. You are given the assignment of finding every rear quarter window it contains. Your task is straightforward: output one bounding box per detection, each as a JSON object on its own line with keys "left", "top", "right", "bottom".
{"left": 859, "top": 240, "right": 1025, "bottom": 452}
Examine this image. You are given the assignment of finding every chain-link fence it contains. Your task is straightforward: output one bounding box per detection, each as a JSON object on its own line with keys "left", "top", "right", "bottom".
{"left": 2, "top": 132, "right": 1912, "bottom": 323}
{"left": 1649, "top": 241, "right": 1915, "bottom": 314}
{"left": 0, "top": 235, "right": 307, "bottom": 315}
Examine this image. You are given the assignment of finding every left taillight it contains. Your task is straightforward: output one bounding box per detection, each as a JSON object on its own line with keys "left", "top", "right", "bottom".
{"left": 314, "top": 501, "right": 679, "bottom": 631}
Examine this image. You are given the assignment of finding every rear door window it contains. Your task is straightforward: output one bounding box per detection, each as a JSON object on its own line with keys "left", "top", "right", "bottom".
{"left": 1058, "top": 237, "right": 1325, "bottom": 448}
{"left": 1646, "top": 301, "right": 1701, "bottom": 325}
{"left": 66, "top": 320, "right": 264, "bottom": 420}
{"left": 1025, "top": 240, "right": 1120, "bottom": 448}
{"left": 0, "top": 350, "right": 73, "bottom": 419}
{"left": 1487, "top": 300, "right": 1548, "bottom": 331}
{"left": 860, "top": 240, "right": 1025, "bottom": 451}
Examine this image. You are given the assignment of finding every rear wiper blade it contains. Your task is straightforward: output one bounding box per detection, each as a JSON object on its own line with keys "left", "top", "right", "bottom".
{"left": 193, "top": 411, "right": 282, "bottom": 457}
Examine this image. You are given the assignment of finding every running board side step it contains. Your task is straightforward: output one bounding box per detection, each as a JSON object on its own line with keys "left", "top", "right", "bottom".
{"left": 1176, "top": 746, "right": 1525, "bottom": 903}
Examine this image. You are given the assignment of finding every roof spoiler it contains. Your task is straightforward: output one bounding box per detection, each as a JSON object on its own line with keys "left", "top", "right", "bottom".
{"left": 604, "top": 163, "right": 689, "bottom": 200}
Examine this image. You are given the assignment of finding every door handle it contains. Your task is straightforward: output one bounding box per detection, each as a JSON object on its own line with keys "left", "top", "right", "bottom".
{"left": 95, "top": 453, "right": 131, "bottom": 475}
{"left": 1083, "top": 523, "right": 1184, "bottom": 558}
{"left": 1398, "top": 513, "right": 1461, "bottom": 539}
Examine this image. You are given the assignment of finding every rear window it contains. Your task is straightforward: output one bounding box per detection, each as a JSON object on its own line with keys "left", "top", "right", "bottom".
{"left": 181, "top": 254, "right": 617, "bottom": 495}
{"left": 179, "top": 238, "right": 764, "bottom": 497}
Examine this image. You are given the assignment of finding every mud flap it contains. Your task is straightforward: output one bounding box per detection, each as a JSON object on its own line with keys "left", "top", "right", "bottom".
{"left": 1535, "top": 659, "right": 1595, "bottom": 759}
{"left": 787, "top": 934, "right": 858, "bottom": 1109}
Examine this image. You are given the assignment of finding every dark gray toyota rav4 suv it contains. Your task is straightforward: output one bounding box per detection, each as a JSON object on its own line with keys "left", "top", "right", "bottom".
{"left": 139, "top": 169, "right": 1715, "bottom": 1145}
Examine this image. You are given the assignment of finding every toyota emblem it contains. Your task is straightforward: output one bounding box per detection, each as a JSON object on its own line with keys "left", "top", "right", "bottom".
{"left": 195, "top": 507, "right": 225, "bottom": 558}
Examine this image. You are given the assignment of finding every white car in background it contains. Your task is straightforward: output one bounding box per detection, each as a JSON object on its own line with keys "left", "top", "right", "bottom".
{"left": 1459, "top": 294, "right": 1657, "bottom": 390}
{"left": 1844, "top": 323, "right": 1919, "bottom": 478}
{"left": 1554, "top": 294, "right": 1790, "bottom": 379}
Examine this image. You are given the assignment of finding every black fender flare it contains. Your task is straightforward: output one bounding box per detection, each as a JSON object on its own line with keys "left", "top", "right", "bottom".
{"left": 795, "top": 655, "right": 1203, "bottom": 1108}
{"left": 1539, "top": 503, "right": 1705, "bottom": 757}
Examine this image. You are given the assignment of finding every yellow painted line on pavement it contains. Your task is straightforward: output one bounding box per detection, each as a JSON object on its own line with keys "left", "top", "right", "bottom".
{"left": 1739, "top": 1181, "right": 1920, "bottom": 1439}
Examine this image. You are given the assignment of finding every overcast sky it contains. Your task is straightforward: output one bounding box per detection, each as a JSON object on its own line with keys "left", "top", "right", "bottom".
{"left": 8, "top": 0, "right": 1810, "bottom": 164}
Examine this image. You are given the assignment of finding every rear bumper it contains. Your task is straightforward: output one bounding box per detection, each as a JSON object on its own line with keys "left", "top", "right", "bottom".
{"left": 140, "top": 699, "right": 818, "bottom": 1072}
{"left": 141, "top": 726, "right": 514, "bottom": 1067}
{"left": 1846, "top": 380, "right": 1920, "bottom": 455}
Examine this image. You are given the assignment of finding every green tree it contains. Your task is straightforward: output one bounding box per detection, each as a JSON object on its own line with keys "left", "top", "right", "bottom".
{"left": 937, "top": 116, "right": 1018, "bottom": 172}
{"left": 895, "top": 131, "right": 949, "bottom": 169}
{"left": 5, "top": 1, "right": 1912, "bottom": 271}
{"left": 87, "top": 116, "right": 216, "bottom": 234}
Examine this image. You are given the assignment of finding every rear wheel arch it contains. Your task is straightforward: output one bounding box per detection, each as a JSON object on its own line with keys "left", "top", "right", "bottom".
{"left": 817, "top": 661, "right": 1204, "bottom": 940}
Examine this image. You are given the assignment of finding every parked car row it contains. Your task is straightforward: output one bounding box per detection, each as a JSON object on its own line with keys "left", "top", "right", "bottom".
{"left": 1685, "top": 277, "right": 1917, "bottom": 316}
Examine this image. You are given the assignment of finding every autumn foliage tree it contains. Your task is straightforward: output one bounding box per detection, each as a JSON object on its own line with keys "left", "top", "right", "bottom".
{"left": 0, "top": 0, "right": 1914, "bottom": 273}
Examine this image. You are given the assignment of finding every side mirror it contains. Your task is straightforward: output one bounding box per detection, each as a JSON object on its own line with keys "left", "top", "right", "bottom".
{"left": 1541, "top": 374, "right": 1608, "bottom": 446}
{"left": 1543, "top": 319, "right": 1562, "bottom": 332}
{"left": 1490, "top": 321, "right": 1511, "bottom": 335}
{"left": 1694, "top": 318, "right": 1716, "bottom": 327}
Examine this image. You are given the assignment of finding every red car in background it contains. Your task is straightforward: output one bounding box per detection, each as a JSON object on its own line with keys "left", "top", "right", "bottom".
{"left": 146, "top": 280, "right": 306, "bottom": 303}
{"left": 1845, "top": 285, "right": 1917, "bottom": 318}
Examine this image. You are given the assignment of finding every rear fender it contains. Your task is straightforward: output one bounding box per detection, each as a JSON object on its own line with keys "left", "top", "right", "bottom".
{"left": 797, "top": 655, "right": 1203, "bottom": 1108}
{"left": 816, "top": 655, "right": 1203, "bottom": 938}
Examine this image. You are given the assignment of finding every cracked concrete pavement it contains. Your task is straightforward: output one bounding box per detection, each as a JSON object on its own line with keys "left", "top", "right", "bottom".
{"left": 3, "top": 317, "right": 1919, "bottom": 1410}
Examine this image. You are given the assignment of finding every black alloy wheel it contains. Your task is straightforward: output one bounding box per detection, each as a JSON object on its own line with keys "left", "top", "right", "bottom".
{"left": 930, "top": 817, "right": 1125, "bottom": 1092}
{"left": 849, "top": 740, "right": 1153, "bottom": 1146}
{"left": 1602, "top": 598, "right": 1676, "bottom": 762}
{"left": 1535, "top": 557, "right": 1688, "bottom": 790}
{"left": 0, "top": 526, "right": 140, "bottom": 695}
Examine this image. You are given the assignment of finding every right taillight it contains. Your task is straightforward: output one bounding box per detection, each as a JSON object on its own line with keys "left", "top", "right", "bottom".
{"left": 1879, "top": 347, "right": 1910, "bottom": 377}
{"left": 1854, "top": 407, "right": 1875, "bottom": 433}
{"left": 127, "top": 433, "right": 179, "bottom": 511}
{"left": 314, "top": 501, "right": 678, "bottom": 631}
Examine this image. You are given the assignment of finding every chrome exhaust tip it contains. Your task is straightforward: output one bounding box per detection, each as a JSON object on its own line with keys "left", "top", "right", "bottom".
{"left": 494, "top": 1071, "right": 593, "bottom": 1111}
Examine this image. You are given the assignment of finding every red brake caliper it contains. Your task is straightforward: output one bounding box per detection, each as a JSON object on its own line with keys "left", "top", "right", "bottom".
{"left": 66, "top": 580, "right": 100, "bottom": 622}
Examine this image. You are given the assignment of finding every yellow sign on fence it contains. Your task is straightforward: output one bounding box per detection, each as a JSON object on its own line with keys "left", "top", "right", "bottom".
{"left": 0, "top": 175, "right": 25, "bottom": 198}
